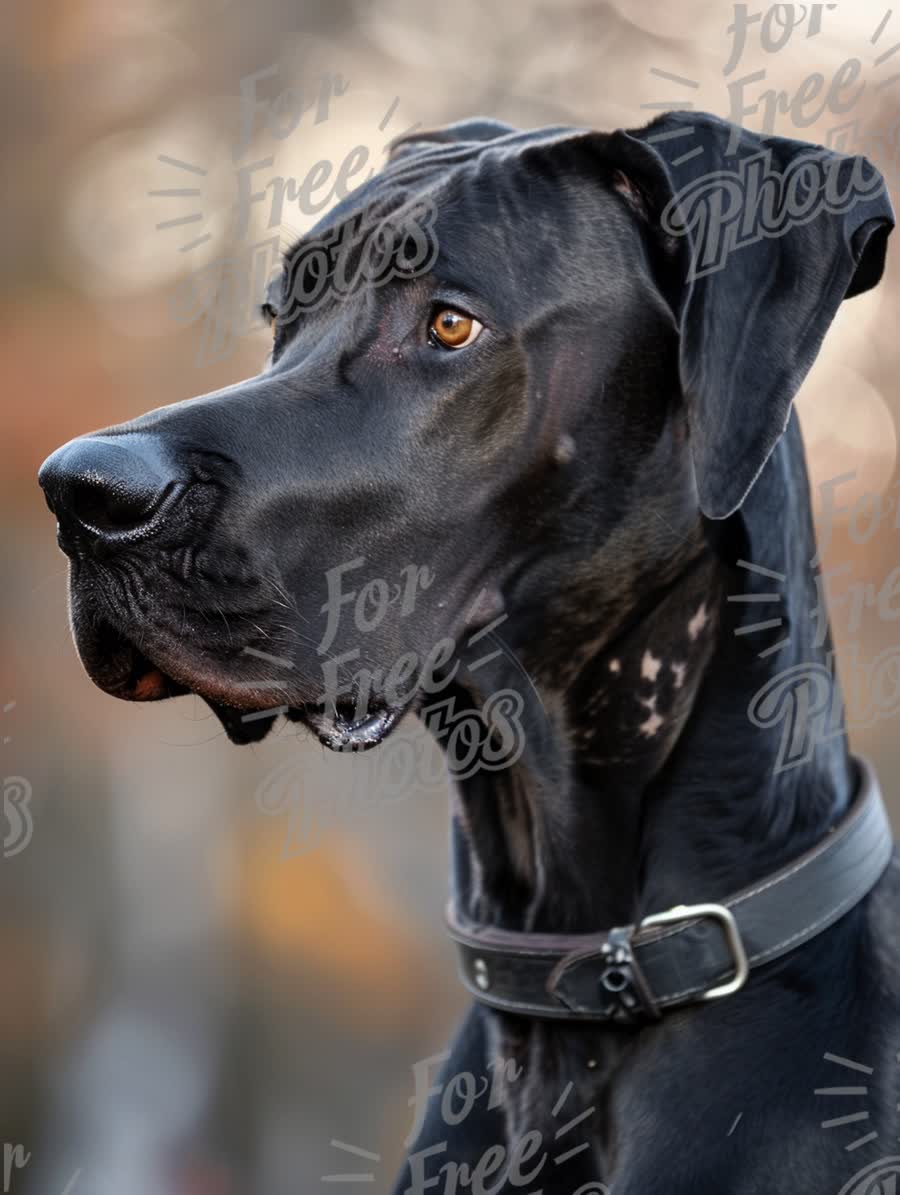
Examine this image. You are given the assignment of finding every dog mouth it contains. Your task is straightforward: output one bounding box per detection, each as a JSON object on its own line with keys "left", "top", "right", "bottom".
{"left": 72, "top": 612, "right": 190, "bottom": 703}
{"left": 295, "top": 698, "right": 412, "bottom": 751}
{"left": 71, "top": 611, "right": 415, "bottom": 749}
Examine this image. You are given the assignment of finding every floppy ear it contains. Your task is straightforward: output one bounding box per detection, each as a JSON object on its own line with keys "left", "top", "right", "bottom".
{"left": 606, "top": 111, "right": 894, "bottom": 519}
{"left": 387, "top": 117, "right": 517, "bottom": 162}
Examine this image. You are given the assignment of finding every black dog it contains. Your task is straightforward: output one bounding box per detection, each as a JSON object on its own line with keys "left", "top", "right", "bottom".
{"left": 40, "top": 111, "right": 899, "bottom": 1193}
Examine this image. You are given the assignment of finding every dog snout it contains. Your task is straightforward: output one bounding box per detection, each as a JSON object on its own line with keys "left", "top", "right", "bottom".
{"left": 38, "top": 434, "right": 184, "bottom": 553}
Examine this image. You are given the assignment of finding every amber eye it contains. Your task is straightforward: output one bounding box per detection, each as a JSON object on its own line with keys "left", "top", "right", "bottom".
{"left": 429, "top": 308, "right": 483, "bottom": 349}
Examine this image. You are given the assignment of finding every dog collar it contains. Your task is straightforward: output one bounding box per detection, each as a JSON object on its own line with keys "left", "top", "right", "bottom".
{"left": 447, "top": 756, "right": 893, "bottom": 1024}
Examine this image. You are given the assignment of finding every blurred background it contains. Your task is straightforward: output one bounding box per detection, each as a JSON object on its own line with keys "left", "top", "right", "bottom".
{"left": 2, "top": 1, "right": 899, "bottom": 1191}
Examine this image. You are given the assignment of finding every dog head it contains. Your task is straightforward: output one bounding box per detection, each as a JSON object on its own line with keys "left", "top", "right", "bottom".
{"left": 38, "top": 111, "right": 893, "bottom": 745}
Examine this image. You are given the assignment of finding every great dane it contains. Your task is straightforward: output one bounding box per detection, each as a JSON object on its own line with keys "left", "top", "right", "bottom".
{"left": 40, "top": 111, "right": 899, "bottom": 1193}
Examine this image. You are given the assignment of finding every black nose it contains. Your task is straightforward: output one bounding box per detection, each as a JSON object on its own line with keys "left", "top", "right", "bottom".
{"left": 38, "top": 434, "right": 182, "bottom": 552}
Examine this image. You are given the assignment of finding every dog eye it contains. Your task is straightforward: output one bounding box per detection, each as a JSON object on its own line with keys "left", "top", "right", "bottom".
{"left": 429, "top": 308, "right": 483, "bottom": 350}
{"left": 260, "top": 301, "right": 278, "bottom": 331}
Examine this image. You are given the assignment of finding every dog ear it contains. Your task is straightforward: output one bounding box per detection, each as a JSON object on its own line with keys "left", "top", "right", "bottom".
{"left": 388, "top": 117, "right": 517, "bottom": 162}
{"left": 605, "top": 111, "right": 894, "bottom": 519}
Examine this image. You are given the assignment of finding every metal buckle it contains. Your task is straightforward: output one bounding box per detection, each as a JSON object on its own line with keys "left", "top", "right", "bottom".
{"left": 639, "top": 902, "right": 750, "bottom": 1001}
{"left": 594, "top": 925, "right": 660, "bottom": 1023}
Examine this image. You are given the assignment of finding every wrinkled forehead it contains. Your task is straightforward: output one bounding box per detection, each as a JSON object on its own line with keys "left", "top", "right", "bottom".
{"left": 269, "top": 124, "right": 630, "bottom": 316}
{"left": 302, "top": 122, "right": 584, "bottom": 235}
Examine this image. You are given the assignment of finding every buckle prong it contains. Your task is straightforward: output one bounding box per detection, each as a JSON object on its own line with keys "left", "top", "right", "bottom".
{"left": 639, "top": 902, "right": 750, "bottom": 1001}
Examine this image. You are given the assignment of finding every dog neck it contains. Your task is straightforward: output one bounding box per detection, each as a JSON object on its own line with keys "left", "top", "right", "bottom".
{"left": 446, "top": 416, "right": 856, "bottom": 936}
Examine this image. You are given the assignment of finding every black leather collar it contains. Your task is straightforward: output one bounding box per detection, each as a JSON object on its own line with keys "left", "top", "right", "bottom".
{"left": 447, "top": 757, "right": 893, "bottom": 1024}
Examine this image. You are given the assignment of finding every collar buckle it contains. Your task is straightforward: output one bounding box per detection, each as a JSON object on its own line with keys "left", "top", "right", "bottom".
{"left": 639, "top": 902, "right": 750, "bottom": 1001}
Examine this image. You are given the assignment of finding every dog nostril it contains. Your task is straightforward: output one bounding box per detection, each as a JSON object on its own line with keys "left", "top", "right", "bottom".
{"left": 38, "top": 435, "right": 181, "bottom": 548}
{"left": 68, "top": 477, "right": 171, "bottom": 533}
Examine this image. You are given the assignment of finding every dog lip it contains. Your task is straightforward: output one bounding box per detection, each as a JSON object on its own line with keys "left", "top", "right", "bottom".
{"left": 72, "top": 603, "right": 287, "bottom": 715}
{"left": 302, "top": 699, "right": 411, "bottom": 751}
{"left": 73, "top": 614, "right": 187, "bottom": 701}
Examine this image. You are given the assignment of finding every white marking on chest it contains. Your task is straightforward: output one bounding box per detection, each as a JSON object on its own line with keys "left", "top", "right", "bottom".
{"left": 639, "top": 710, "right": 664, "bottom": 737}
{"left": 688, "top": 603, "right": 709, "bottom": 640}
{"left": 671, "top": 661, "right": 686, "bottom": 689}
{"left": 609, "top": 658, "right": 621, "bottom": 674}
{"left": 638, "top": 693, "right": 663, "bottom": 737}
{"left": 641, "top": 651, "right": 662, "bottom": 682}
